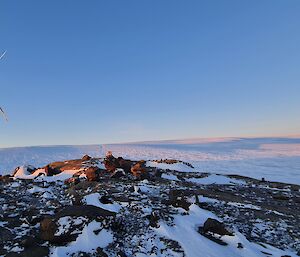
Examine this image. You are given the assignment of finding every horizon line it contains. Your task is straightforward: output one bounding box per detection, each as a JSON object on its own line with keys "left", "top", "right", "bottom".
{"left": 1, "top": 133, "right": 300, "bottom": 150}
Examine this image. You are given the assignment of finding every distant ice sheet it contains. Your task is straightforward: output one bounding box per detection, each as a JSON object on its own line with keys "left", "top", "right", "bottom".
{"left": 102, "top": 137, "right": 300, "bottom": 185}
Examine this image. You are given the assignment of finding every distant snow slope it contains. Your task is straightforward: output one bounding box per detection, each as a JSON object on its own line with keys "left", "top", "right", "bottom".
{"left": 1, "top": 137, "right": 300, "bottom": 184}
{"left": 0, "top": 145, "right": 102, "bottom": 173}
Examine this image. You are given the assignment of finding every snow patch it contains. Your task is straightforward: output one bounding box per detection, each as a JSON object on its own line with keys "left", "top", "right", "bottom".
{"left": 146, "top": 161, "right": 194, "bottom": 173}
{"left": 186, "top": 174, "right": 245, "bottom": 185}
{"left": 50, "top": 220, "right": 113, "bottom": 256}
{"left": 161, "top": 173, "right": 180, "bottom": 181}
{"left": 35, "top": 169, "right": 83, "bottom": 182}
{"left": 155, "top": 204, "right": 298, "bottom": 257}
{"left": 83, "top": 193, "right": 121, "bottom": 213}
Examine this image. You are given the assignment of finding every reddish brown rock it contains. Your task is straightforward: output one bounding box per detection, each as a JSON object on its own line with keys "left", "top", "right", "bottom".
{"left": 0, "top": 175, "right": 13, "bottom": 183}
{"left": 131, "top": 161, "right": 148, "bottom": 178}
{"left": 47, "top": 159, "right": 85, "bottom": 172}
{"left": 85, "top": 166, "right": 101, "bottom": 181}
{"left": 104, "top": 155, "right": 119, "bottom": 172}
{"left": 103, "top": 154, "right": 134, "bottom": 173}
{"left": 72, "top": 170, "right": 85, "bottom": 177}
{"left": 64, "top": 177, "right": 80, "bottom": 185}
{"left": 40, "top": 217, "right": 80, "bottom": 245}
{"left": 44, "top": 165, "right": 61, "bottom": 176}
{"left": 104, "top": 161, "right": 118, "bottom": 172}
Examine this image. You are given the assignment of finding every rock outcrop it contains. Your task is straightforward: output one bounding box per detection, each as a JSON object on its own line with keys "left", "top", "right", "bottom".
{"left": 2, "top": 154, "right": 299, "bottom": 257}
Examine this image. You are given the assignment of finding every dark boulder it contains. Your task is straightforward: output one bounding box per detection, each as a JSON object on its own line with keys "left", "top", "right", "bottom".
{"left": 20, "top": 237, "right": 37, "bottom": 248}
{"left": 198, "top": 218, "right": 232, "bottom": 246}
{"left": 146, "top": 211, "right": 160, "bottom": 228}
{"left": 40, "top": 218, "right": 57, "bottom": 241}
{"left": 100, "top": 195, "right": 113, "bottom": 204}
{"left": 237, "top": 242, "right": 244, "bottom": 249}
{"left": 131, "top": 161, "right": 149, "bottom": 179}
{"left": 82, "top": 155, "right": 92, "bottom": 161}
{"left": 116, "top": 251, "right": 127, "bottom": 257}
{"left": 202, "top": 218, "right": 233, "bottom": 236}
{"left": 110, "top": 168, "right": 126, "bottom": 179}
{"left": 64, "top": 177, "right": 80, "bottom": 185}
{"left": 117, "top": 157, "right": 133, "bottom": 173}
{"left": 6, "top": 246, "right": 49, "bottom": 257}
{"left": 96, "top": 247, "right": 109, "bottom": 257}
{"left": 272, "top": 194, "right": 290, "bottom": 201}
{"left": 55, "top": 205, "right": 116, "bottom": 219}
{"left": 0, "top": 226, "right": 14, "bottom": 241}
{"left": 40, "top": 217, "right": 79, "bottom": 245}
{"left": 104, "top": 156, "right": 119, "bottom": 172}
{"left": 168, "top": 189, "right": 191, "bottom": 211}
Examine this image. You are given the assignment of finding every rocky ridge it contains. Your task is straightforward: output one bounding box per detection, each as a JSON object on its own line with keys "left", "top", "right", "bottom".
{"left": 0, "top": 153, "right": 299, "bottom": 257}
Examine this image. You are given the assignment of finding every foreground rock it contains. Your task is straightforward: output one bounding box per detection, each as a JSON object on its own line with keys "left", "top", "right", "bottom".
{"left": 0, "top": 155, "right": 299, "bottom": 257}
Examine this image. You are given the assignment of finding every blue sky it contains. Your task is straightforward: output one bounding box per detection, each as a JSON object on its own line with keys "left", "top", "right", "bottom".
{"left": 0, "top": 0, "right": 300, "bottom": 147}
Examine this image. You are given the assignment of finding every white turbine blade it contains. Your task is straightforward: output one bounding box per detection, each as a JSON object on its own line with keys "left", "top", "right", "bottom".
{"left": 0, "top": 50, "right": 7, "bottom": 60}
{"left": 0, "top": 107, "right": 8, "bottom": 122}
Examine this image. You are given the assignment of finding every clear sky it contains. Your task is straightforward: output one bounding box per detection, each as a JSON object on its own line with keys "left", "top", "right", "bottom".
{"left": 0, "top": 0, "right": 300, "bottom": 147}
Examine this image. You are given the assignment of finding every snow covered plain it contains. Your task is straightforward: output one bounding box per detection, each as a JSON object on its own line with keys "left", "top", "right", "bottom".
{"left": 1, "top": 137, "right": 300, "bottom": 184}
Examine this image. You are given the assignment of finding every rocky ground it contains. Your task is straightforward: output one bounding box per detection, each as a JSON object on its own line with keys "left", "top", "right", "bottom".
{"left": 0, "top": 154, "right": 299, "bottom": 257}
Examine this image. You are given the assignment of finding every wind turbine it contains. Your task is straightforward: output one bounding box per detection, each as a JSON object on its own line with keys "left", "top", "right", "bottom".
{"left": 0, "top": 107, "right": 8, "bottom": 122}
{"left": 0, "top": 50, "right": 6, "bottom": 60}
{"left": 1, "top": 50, "right": 8, "bottom": 122}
